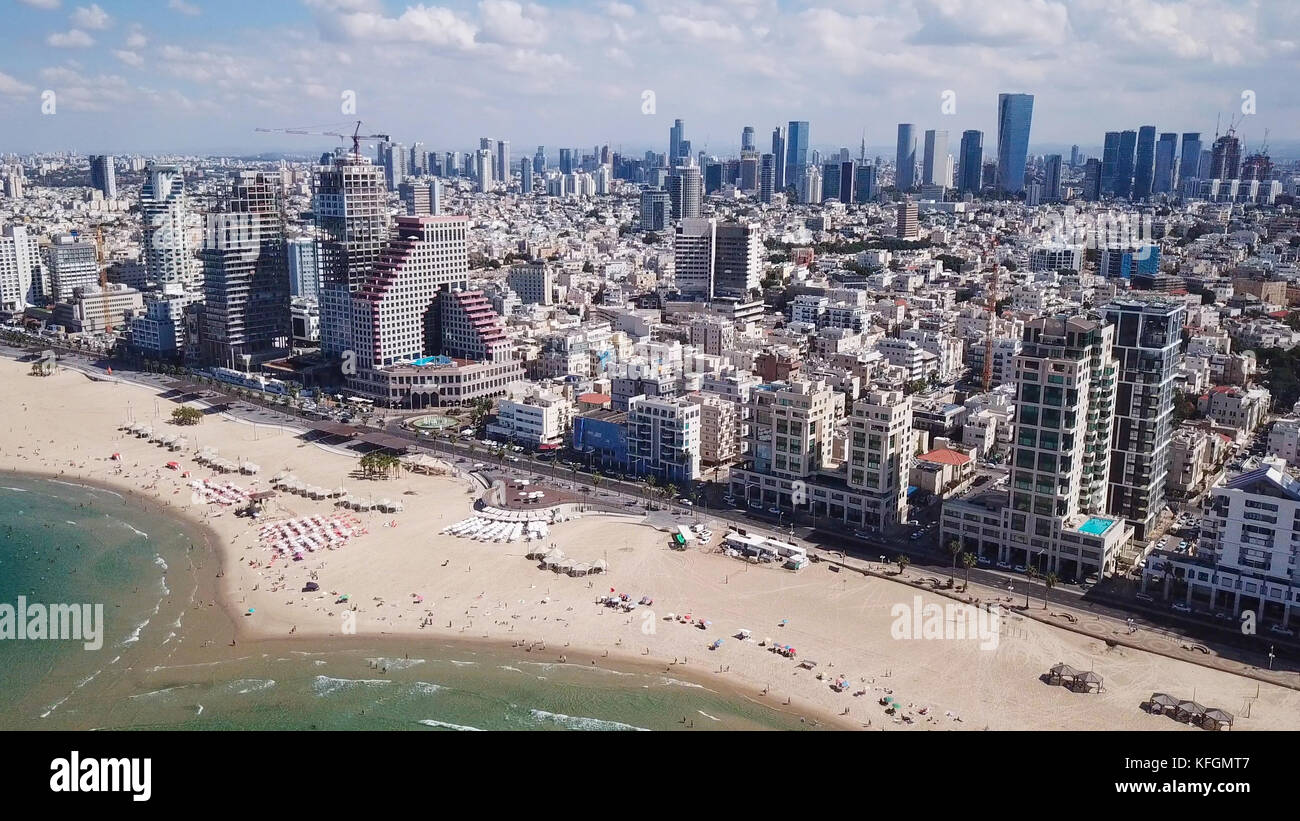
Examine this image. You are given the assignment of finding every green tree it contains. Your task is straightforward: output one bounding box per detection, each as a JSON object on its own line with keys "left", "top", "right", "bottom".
{"left": 1043, "top": 572, "right": 1058, "bottom": 609}
{"left": 171, "top": 406, "right": 204, "bottom": 425}
{"left": 961, "top": 552, "right": 977, "bottom": 591}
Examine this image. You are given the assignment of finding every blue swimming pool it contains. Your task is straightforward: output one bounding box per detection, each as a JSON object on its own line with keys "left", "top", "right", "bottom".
{"left": 411, "top": 355, "right": 453, "bottom": 367}
{"left": 1078, "top": 516, "right": 1116, "bottom": 536}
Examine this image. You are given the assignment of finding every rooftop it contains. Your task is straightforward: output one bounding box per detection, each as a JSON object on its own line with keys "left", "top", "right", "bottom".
{"left": 918, "top": 447, "right": 973, "bottom": 467}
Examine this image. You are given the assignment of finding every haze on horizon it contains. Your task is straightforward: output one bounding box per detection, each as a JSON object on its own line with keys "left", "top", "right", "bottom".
{"left": 1, "top": 0, "right": 1298, "bottom": 157}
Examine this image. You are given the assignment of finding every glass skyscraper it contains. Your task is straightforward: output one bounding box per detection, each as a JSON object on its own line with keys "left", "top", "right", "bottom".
{"left": 1153, "top": 132, "right": 1178, "bottom": 193}
{"left": 1178, "top": 133, "right": 1201, "bottom": 184}
{"left": 995, "top": 93, "right": 1034, "bottom": 193}
{"left": 784, "top": 121, "right": 808, "bottom": 196}
{"left": 1100, "top": 131, "right": 1120, "bottom": 195}
{"left": 895, "top": 123, "right": 917, "bottom": 191}
{"left": 771, "top": 126, "right": 786, "bottom": 191}
{"left": 958, "top": 129, "right": 983, "bottom": 194}
{"left": 1113, "top": 130, "right": 1137, "bottom": 199}
{"left": 1132, "top": 126, "right": 1156, "bottom": 198}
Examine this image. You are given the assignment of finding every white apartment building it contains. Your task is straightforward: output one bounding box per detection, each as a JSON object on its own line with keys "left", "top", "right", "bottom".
{"left": 673, "top": 218, "right": 715, "bottom": 298}
{"left": 46, "top": 234, "right": 100, "bottom": 301}
{"left": 1199, "top": 385, "right": 1270, "bottom": 437}
{"left": 901, "top": 327, "right": 964, "bottom": 382}
{"left": 1268, "top": 418, "right": 1300, "bottom": 467}
{"left": 0, "top": 225, "right": 43, "bottom": 311}
{"left": 487, "top": 382, "right": 572, "bottom": 446}
{"left": 689, "top": 392, "right": 740, "bottom": 466}
{"left": 626, "top": 394, "right": 701, "bottom": 483}
{"left": 846, "top": 389, "right": 913, "bottom": 530}
{"left": 745, "top": 379, "right": 842, "bottom": 480}
{"left": 140, "top": 163, "right": 194, "bottom": 290}
{"left": 1143, "top": 465, "right": 1300, "bottom": 627}
{"left": 688, "top": 316, "right": 735, "bottom": 357}
{"left": 875, "top": 337, "right": 934, "bottom": 381}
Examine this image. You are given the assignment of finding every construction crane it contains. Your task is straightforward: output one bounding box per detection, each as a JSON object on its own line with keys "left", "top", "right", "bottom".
{"left": 982, "top": 237, "right": 1001, "bottom": 393}
{"left": 254, "top": 120, "right": 390, "bottom": 161}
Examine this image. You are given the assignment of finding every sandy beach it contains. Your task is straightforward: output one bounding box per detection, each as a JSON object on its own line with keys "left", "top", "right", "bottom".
{"left": 5, "top": 357, "right": 1300, "bottom": 731}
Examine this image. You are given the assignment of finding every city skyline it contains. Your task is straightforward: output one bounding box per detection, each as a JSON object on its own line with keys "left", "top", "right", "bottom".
{"left": 1, "top": 0, "right": 1298, "bottom": 156}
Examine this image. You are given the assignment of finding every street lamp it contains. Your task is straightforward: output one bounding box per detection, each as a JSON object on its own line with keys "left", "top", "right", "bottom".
{"left": 1268, "top": 645, "right": 1276, "bottom": 670}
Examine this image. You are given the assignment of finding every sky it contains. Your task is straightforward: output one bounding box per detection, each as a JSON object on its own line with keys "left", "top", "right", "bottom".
{"left": 1, "top": 0, "right": 1298, "bottom": 158}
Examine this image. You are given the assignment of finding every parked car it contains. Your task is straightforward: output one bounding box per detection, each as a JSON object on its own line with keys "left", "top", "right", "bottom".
{"left": 996, "top": 561, "right": 1012, "bottom": 571}
{"left": 1269, "top": 624, "right": 1295, "bottom": 637}
{"left": 1136, "top": 592, "right": 1155, "bottom": 603}
{"left": 721, "top": 495, "right": 736, "bottom": 505}
{"left": 1171, "top": 601, "right": 1192, "bottom": 613}
{"left": 748, "top": 500, "right": 763, "bottom": 510}
{"left": 976, "top": 556, "right": 992, "bottom": 567}
{"left": 909, "top": 532, "right": 921, "bottom": 541}
{"left": 767, "top": 506, "right": 782, "bottom": 515}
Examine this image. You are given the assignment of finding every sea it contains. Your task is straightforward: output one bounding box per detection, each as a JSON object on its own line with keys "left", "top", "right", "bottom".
{"left": 0, "top": 475, "right": 817, "bottom": 731}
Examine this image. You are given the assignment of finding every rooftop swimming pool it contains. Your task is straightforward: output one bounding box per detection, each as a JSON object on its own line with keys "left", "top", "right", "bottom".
{"left": 410, "top": 355, "right": 454, "bottom": 367}
{"left": 1078, "top": 516, "right": 1116, "bottom": 536}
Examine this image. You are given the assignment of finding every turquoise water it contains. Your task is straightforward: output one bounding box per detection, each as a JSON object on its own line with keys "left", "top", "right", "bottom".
{"left": 0, "top": 476, "right": 817, "bottom": 731}
{"left": 1078, "top": 516, "right": 1116, "bottom": 536}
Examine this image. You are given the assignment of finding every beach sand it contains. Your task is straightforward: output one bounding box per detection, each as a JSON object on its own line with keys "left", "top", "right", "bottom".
{"left": 4, "top": 357, "right": 1300, "bottom": 731}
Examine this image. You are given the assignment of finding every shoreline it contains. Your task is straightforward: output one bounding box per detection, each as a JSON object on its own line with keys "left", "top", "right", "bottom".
{"left": 2, "top": 466, "right": 858, "bottom": 730}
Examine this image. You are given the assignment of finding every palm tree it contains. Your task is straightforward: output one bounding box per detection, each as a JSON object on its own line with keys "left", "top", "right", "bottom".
{"left": 1044, "top": 572, "right": 1058, "bottom": 609}
{"left": 1025, "top": 566, "right": 1039, "bottom": 609}
{"left": 895, "top": 554, "right": 910, "bottom": 575}
{"left": 946, "top": 538, "right": 962, "bottom": 586}
{"left": 961, "top": 552, "right": 977, "bottom": 591}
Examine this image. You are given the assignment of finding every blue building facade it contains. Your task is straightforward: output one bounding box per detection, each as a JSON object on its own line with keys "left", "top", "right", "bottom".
{"left": 996, "top": 93, "right": 1034, "bottom": 193}
{"left": 572, "top": 412, "right": 629, "bottom": 474}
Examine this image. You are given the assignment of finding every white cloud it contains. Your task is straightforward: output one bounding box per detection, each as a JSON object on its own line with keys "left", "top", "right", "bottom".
{"left": 602, "top": 1, "right": 635, "bottom": 18}
{"left": 17, "top": 0, "right": 60, "bottom": 9}
{"left": 70, "top": 3, "right": 111, "bottom": 30}
{"left": 313, "top": 3, "right": 479, "bottom": 50}
{"left": 113, "top": 50, "right": 144, "bottom": 67}
{"left": 125, "top": 26, "right": 147, "bottom": 49}
{"left": 658, "top": 15, "right": 744, "bottom": 44}
{"left": 46, "top": 29, "right": 94, "bottom": 47}
{"left": 0, "top": 72, "right": 37, "bottom": 97}
{"left": 168, "top": 0, "right": 201, "bottom": 16}
{"left": 910, "top": 0, "right": 1070, "bottom": 47}
{"left": 38, "top": 65, "right": 132, "bottom": 111}
{"left": 479, "top": 0, "right": 543, "bottom": 45}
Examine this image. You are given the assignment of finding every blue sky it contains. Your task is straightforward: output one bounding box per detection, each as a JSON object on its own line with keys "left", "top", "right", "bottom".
{"left": 1, "top": 0, "right": 1298, "bottom": 157}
